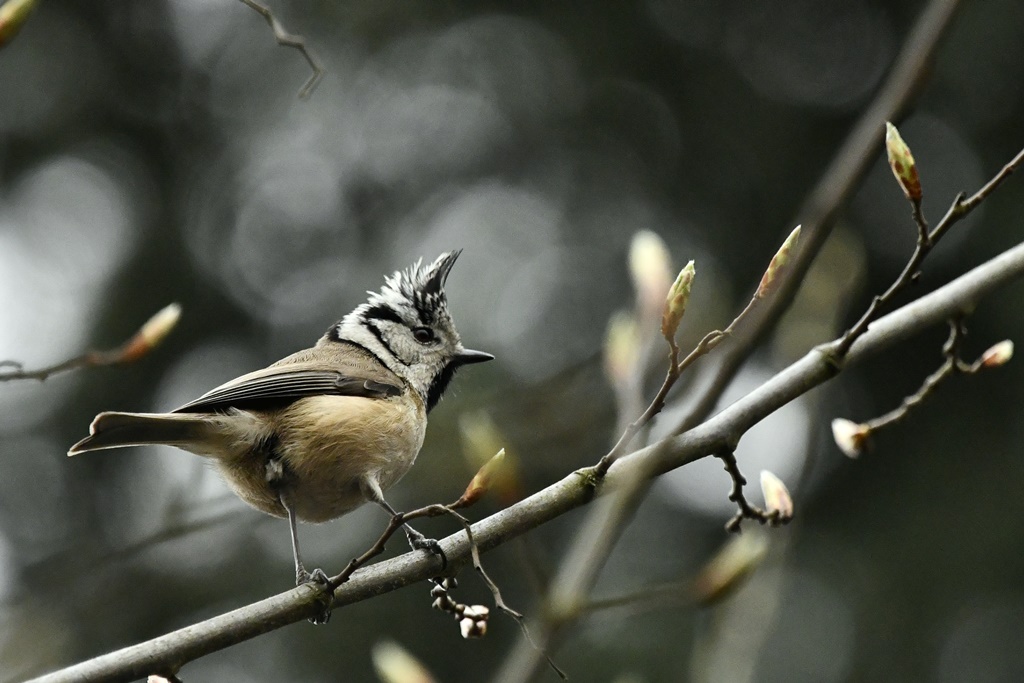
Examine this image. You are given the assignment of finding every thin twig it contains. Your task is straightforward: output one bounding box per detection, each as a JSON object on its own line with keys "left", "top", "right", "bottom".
{"left": 326, "top": 503, "right": 448, "bottom": 590}
{"left": 855, "top": 318, "right": 1008, "bottom": 440}
{"left": 715, "top": 450, "right": 786, "bottom": 532}
{"left": 582, "top": 580, "right": 693, "bottom": 615}
{"left": 911, "top": 197, "right": 930, "bottom": 245}
{"left": 0, "top": 303, "right": 181, "bottom": 382}
{"left": 439, "top": 507, "right": 567, "bottom": 679}
{"left": 238, "top": 0, "right": 323, "bottom": 99}
{"left": 924, "top": 146, "right": 1024, "bottom": 249}
{"left": 837, "top": 145, "right": 1024, "bottom": 357}
{"left": 598, "top": 336, "right": 681, "bottom": 473}
{"left": 596, "top": 299, "right": 756, "bottom": 475}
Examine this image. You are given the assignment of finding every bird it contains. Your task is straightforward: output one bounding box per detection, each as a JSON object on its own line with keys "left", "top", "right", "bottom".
{"left": 69, "top": 250, "right": 493, "bottom": 591}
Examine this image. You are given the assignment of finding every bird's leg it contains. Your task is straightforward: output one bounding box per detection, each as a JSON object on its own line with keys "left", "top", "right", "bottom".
{"left": 280, "top": 493, "right": 328, "bottom": 586}
{"left": 279, "top": 492, "right": 333, "bottom": 625}
{"left": 361, "top": 477, "right": 448, "bottom": 570}
{"left": 267, "top": 459, "right": 332, "bottom": 624}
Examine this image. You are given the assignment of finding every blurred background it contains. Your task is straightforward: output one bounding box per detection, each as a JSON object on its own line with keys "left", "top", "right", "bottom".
{"left": 2, "top": 0, "right": 1024, "bottom": 681}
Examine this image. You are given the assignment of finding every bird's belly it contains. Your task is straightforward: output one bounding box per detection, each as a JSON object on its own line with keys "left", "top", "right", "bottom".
{"left": 218, "top": 395, "right": 427, "bottom": 523}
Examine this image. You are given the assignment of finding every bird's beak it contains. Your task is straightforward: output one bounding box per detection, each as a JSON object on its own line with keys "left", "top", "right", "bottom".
{"left": 456, "top": 348, "right": 495, "bottom": 365}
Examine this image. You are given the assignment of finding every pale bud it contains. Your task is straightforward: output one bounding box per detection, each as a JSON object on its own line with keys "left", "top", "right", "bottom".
{"left": 661, "top": 261, "right": 695, "bottom": 341}
{"left": 453, "top": 449, "right": 505, "bottom": 509}
{"left": 372, "top": 640, "right": 437, "bottom": 683}
{"left": 691, "top": 532, "right": 769, "bottom": 606}
{"left": 457, "top": 605, "right": 490, "bottom": 638}
{"left": 0, "top": 0, "right": 39, "bottom": 48}
{"left": 460, "top": 617, "right": 487, "bottom": 639}
{"left": 757, "top": 225, "right": 801, "bottom": 298}
{"left": 461, "top": 604, "right": 490, "bottom": 620}
{"left": 147, "top": 677, "right": 174, "bottom": 683}
{"left": 459, "top": 414, "right": 521, "bottom": 505}
{"left": 979, "top": 340, "right": 1014, "bottom": 368}
{"left": 629, "top": 230, "right": 673, "bottom": 322}
{"left": 759, "top": 470, "right": 793, "bottom": 522}
{"left": 885, "top": 122, "right": 922, "bottom": 202}
{"left": 604, "top": 311, "right": 641, "bottom": 384}
{"left": 119, "top": 303, "right": 183, "bottom": 362}
{"left": 831, "top": 418, "right": 870, "bottom": 459}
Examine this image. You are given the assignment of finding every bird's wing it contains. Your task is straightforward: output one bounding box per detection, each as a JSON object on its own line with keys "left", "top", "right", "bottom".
{"left": 172, "top": 364, "right": 402, "bottom": 413}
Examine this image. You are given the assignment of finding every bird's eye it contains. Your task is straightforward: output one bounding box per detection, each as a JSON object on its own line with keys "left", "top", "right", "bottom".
{"left": 412, "top": 327, "right": 435, "bottom": 344}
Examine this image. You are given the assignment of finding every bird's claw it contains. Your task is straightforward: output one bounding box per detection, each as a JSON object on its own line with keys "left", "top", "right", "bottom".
{"left": 296, "top": 567, "right": 333, "bottom": 625}
{"left": 405, "top": 528, "right": 448, "bottom": 571}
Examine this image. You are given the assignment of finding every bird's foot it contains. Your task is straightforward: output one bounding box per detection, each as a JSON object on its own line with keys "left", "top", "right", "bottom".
{"left": 296, "top": 567, "right": 333, "bottom": 625}
{"left": 404, "top": 526, "right": 448, "bottom": 571}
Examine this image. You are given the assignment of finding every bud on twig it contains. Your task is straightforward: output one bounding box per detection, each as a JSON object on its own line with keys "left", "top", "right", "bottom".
{"left": 0, "top": 0, "right": 39, "bottom": 48}
{"left": 117, "top": 303, "right": 183, "bottom": 363}
{"left": 831, "top": 418, "right": 870, "bottom": 458}
{"left": 691, "top": 532, "right": 769, "bottom": 606}
{"left": 759, "top": 470, "right": 793, "bottom": 522}
{"left": 756, "top": 225, "right": 801, "bottom": 298}
{"left": 978, "top": 340, "right": 1013, "bottom": 368}
{"left": 372, "top": 640, "right": 437, "bottom": 683}
{"left": 885, "top": 122, "right": 922, "bottom": 202}
{"left": 458, "top": 604, "right": 490, "bottom": 639}
{"left": 453, "top": 449, "right": 505, "bottom": 509}
{"left": 629, "top": 230, "right": 673, "bottom": 322}
{"left": 661, "top": 261, "right": 695, "bottom": 341}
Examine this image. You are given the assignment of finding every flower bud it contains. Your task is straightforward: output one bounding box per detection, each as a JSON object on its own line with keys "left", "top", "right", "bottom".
{"left": 372, "top": 640, "right": 437, "bottom": 683}
{"left": 691, "top": 532, "right": 769, "bottom": 606}
{"left": 885, "top": 122, "right": 922, "bottom": 202}
{"left": 459, "top": 414, "right": 521, "bottom": 505}
{"left": 979, "top": 340, "right": 1013, "bottom": 368}
{"left": 629, "top": 230, "right": 673, "bottom": 323}
{"left": 119, "top": 303, "right": 183, "bottom": 362}
{"left": 459, "top": 605, "right": 490, "bottom": 638}
{"left": 756, "top": 225, "right": 801, "bottom": 298}
{"left": 462, "top": 604, "right": 490, "bottom": 620}
{"left": 0, "top": 0, "right": 39, "bottom": 48}
{"left": 460, "top": 617, "right": 488, "bottom": 639}
{"left": 661, "top": 261, "right": 695, "bottom": 341}
{"left": 759, "top": 470, "right": 793, "bottom": 522}
{"left": 453, "top": 449, "right": 505, "bottom": 509}
{"left": 831, "top": 418, "right": 870, "bottom": 459}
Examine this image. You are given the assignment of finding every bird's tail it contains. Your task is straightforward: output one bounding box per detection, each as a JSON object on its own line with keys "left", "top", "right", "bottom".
{"left": 68, "top": 412, "right": 213, "bottom": 456}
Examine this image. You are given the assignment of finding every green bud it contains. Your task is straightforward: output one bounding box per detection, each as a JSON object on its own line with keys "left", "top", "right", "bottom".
{"left": 757, "top": 225, "right": 801, "bottom": 298}
{"left": 661, "top": 260, "right": 695, "bottom": 341}
{"left": 885, "top": 122, "right": 922, "bottom": 202}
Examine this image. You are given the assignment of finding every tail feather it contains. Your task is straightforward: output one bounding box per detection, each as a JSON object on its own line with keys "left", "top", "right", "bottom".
{"left": 68, "top": 412, "right": 212, "bottom": 456}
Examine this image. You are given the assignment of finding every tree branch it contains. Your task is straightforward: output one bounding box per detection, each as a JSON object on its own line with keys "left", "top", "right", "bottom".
{"left": 28, "top": 238, "right": 1024, "bottom": 683}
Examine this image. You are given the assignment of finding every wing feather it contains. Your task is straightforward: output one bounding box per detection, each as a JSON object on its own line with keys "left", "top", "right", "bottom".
{"left": 173, "top": 366, "right": 401, "bottom": 413}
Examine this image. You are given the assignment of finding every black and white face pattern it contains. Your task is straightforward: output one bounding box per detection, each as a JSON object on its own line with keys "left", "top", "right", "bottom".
{"left": 331, "top": 251, "right": 480, "bottom": 411}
